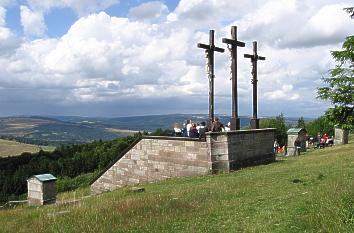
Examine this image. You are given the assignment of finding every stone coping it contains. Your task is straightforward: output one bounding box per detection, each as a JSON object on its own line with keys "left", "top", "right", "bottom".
{"left": 206, "top": 128, "right": 276, "bottom": 135}
{"left": 142, "top": 135, "right": 206, "bottom": 142}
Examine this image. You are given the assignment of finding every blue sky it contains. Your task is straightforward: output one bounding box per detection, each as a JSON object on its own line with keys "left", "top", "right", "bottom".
{"left": 5, "top": 0, "right": 180, "bottom": 37}
{"left": 0, "top": 0, "right": 353, "bottom": 118}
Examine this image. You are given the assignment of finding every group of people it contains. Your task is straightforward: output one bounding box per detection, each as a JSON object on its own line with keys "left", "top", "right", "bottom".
{"left": 311, "top": 133, "right": 334, "bottom": 148}
{"left": 173, "top": 117, "right": 229, "bottom": 139}
{"left": 274, "top": 132, "right": 334, "bottom": 157}
{"left": 274, "top": 138, "right": 303, "bottom": 157}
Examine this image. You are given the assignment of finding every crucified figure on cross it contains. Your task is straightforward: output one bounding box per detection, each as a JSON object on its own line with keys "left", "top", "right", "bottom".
{"left": 244, "top": 41, "right": 266, "bottom": 129}
{"left": 197, "top": 30, "right": 224, "bottom": 128}
{"left": 222, "top": 26, "right": 245, "bottom": 130}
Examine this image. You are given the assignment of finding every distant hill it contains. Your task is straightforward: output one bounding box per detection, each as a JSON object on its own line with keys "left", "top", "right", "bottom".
{"left": 50, "top": 114, "right": 252, "bottom": 132}
{"left": 0, "top": 114, "right": 311, "bottom": 145}
{"left": 0, "top": 116, "right": 134, "bottom": 146}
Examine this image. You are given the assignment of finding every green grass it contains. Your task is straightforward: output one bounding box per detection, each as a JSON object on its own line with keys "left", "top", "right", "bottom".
{"left": 0, "top": 139, "right": 55, "bottom": 157}
{"left": 0, "top": 141, "right": 353, "bottom": 232}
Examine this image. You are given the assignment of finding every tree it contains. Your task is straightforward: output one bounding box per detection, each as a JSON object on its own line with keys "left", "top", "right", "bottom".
{"left": 296, "top": 117, "right": 306, "bottom": 129}
{"left": 260, "top": 113, "right": 288, "bottom": 146}
{"left": 317, "top": 9, "right": 354, "bottom": 130}
{"left": 305, "top": 116, "right": 334, "bottom": 137}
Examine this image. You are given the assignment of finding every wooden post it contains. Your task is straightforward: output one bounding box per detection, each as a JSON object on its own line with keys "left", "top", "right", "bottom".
{"left": 198, "top": 30, "right": 225, "bottom": 127}
{"left": 222, "top": 26, "right": 245, "bottom": 130}
{"left": 244, "top": 41, "right": 265, "bottom": 129}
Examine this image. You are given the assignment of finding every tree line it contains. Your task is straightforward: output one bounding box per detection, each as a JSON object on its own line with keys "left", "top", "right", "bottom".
{"left": 260, "top": 114, "right": 335, "bottom": 147}
{"left": 0, "top": 133, "right": 141, "bottom": 203}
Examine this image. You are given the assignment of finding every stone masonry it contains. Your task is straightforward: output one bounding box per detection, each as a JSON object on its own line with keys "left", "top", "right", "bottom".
{"left": 334, "top": 127, "right": 349, "bottom": 145}
{"left": 208, "top": 129, "right": 276, "bottom": 171}
{"left": 91, "top": 137, "right": 211, "bottom": 194}
{"left": 91, "top": 129, "right": 276, "bottom": 194}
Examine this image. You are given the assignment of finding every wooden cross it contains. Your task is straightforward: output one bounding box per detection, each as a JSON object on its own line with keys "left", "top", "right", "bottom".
{"left": 197, "top": 30, "right": 224, "bottom": 127}
{"left": 222, "top": 26, "right": 245, "bottom": 130}
{"left": 244, "top": 41, "right": 265, "bottom": 129}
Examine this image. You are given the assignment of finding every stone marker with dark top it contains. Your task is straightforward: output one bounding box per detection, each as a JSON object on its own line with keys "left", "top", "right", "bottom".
{"left": 198, "top": 30, "right": 225, "bottom": 128}
{"left": 244, "top": 41, "right": 265, "bottom": 129}
{"left": 222, "top": 26, "right": 245, "bottom": 131}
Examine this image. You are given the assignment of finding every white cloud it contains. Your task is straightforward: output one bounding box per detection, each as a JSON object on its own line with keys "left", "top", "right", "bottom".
{"left": 128, "top": 1, "right": 168, "bottom": 21}
{"left": 26, "top": 0, "right": 119, "bottom": 15}
{"left": 1, "top": 12, "right": 205, "bottom": 106}
{"left": 264, "top": 84, "right": 299, "bottom": 101}
{"left": 0, "top": 0, "right": 353, "bottom": 117}
{"left": 20, "top": 5, "right": 46, "bottom": 36}
{"left": 0, "top": 0, "right": 17, "bottom": 8}
{"left": 235, "top": 1, "right": 353, "bottom": 48}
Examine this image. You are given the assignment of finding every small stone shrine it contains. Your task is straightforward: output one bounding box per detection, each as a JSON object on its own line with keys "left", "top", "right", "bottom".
{"left": 287, "top": 128, "right": 307, "bottom": 155}
{"left": 27, "top": 174, "right": 57, "bottom": 206}
{"left": 334, "top": 127, "right": 349, "bottom": 145}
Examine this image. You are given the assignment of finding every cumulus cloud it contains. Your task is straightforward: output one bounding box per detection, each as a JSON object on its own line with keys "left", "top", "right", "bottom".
{"left": 0, "top": 0, "right": 353, "bottom": 117}
{"left": 26, "top": 0, "right": 119, "bottom": 15}
{"left": 264, "top": 84, "right": 299, "bottom": 100}
{"left": 0, "top": 0, "right": 17, "bottom": 8}
{"left": 20, "top": 5, "right": 47, "bottom": 36}
{"left": 128, "top": 1, "right": 168, "bottom": 21}
{"left": 1, "top": 12, "right": 205, "bottom": 108}
{"left": 235, "top": 1, "right": 353, "bottom": 48}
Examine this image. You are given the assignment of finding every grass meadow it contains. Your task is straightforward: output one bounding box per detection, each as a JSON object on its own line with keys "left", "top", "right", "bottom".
{"left": 0, "top": 139, "right": 353, "bottom": 232}
{"left": 0, "top": 139, "right": 55, "bottom": 157}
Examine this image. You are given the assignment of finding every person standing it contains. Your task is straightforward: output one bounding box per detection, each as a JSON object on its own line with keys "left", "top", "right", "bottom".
{"left": 294, "top": 138, "right": 301, "bottom": 156}
{"left": 186, "top": 119, "right": 192, "bottom": 137}
{"left": 211, "top": 117, "right": 222, "bottom": 132}
{"left": 274, "top": 139, "right": 279, "bottom": 153}
{"left": 173, "top": 123, "right": 182, "bottom": 136}
{"left": 189, "top": 123, "right": 199, "bottom": 138}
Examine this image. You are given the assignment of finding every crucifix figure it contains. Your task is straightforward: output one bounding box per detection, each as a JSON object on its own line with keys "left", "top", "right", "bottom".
{"left": 222, "top": 26, "right": 245, "bottom": 130}
{"left": 244, "top": 41, "right": 265, "bottom": 129}
{"left": 197, "top": 30, "right": 224, "bottom": 127}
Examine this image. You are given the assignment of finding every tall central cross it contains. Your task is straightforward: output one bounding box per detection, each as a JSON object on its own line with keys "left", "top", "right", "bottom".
{"left": 244, "top": 41, "right": 265, "bottom": 129}
{"left": 197, "top": 30, "right": 224, "bottom": 127}
{"left": 222, "top": 26, "right": 245, "bottom": 130}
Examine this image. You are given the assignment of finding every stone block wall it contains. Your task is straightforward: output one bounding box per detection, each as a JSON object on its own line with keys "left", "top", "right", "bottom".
{"left": 91, "top": 137, "right": 211, "bottom": 194}
{"left": 207, "top": 129, "right": 276, "bottom": 171}
{"left": 91, "top": 129, "right": 276, "bottom": 194}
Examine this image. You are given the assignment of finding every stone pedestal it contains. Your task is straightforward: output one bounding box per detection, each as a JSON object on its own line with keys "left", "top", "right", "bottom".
{"left": 207, "top": 128, "right": 276, "bottom": 172}
{"left": 229, "top": 117, "right": 240, "bottom": 130}
{"left": 250, "top": 118, "right": 259, "bottom": 129}
{"left": 334, "top": 128, "right": 349, "bottom": 145}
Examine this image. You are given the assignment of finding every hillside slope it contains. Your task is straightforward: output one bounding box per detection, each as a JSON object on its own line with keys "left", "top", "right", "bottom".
{"left": 0, "top": 141, "right": 353, "bottom": 233}
{"left": 0, "top": 139, "right": 54, "bottom": 157}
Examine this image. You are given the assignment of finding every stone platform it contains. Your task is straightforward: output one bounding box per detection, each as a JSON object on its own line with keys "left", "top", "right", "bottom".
{"left": 90, "top": 128, "right": 275, "bottom": 194}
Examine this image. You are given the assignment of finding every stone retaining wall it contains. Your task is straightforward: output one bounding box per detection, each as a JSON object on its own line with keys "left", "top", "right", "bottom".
{"left": 91, "top": 129, "right": 276, "bottom": 194}
{"left": 91, "top": 137, "right": 211, "bottom": 194}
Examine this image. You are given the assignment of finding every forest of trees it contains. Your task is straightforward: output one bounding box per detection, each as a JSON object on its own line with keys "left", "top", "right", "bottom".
{"left": 0, "top": 128, "right": 172, "bottom": 204}
{"left": 0, "top": 133, "right": 141, "bottom": 203}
